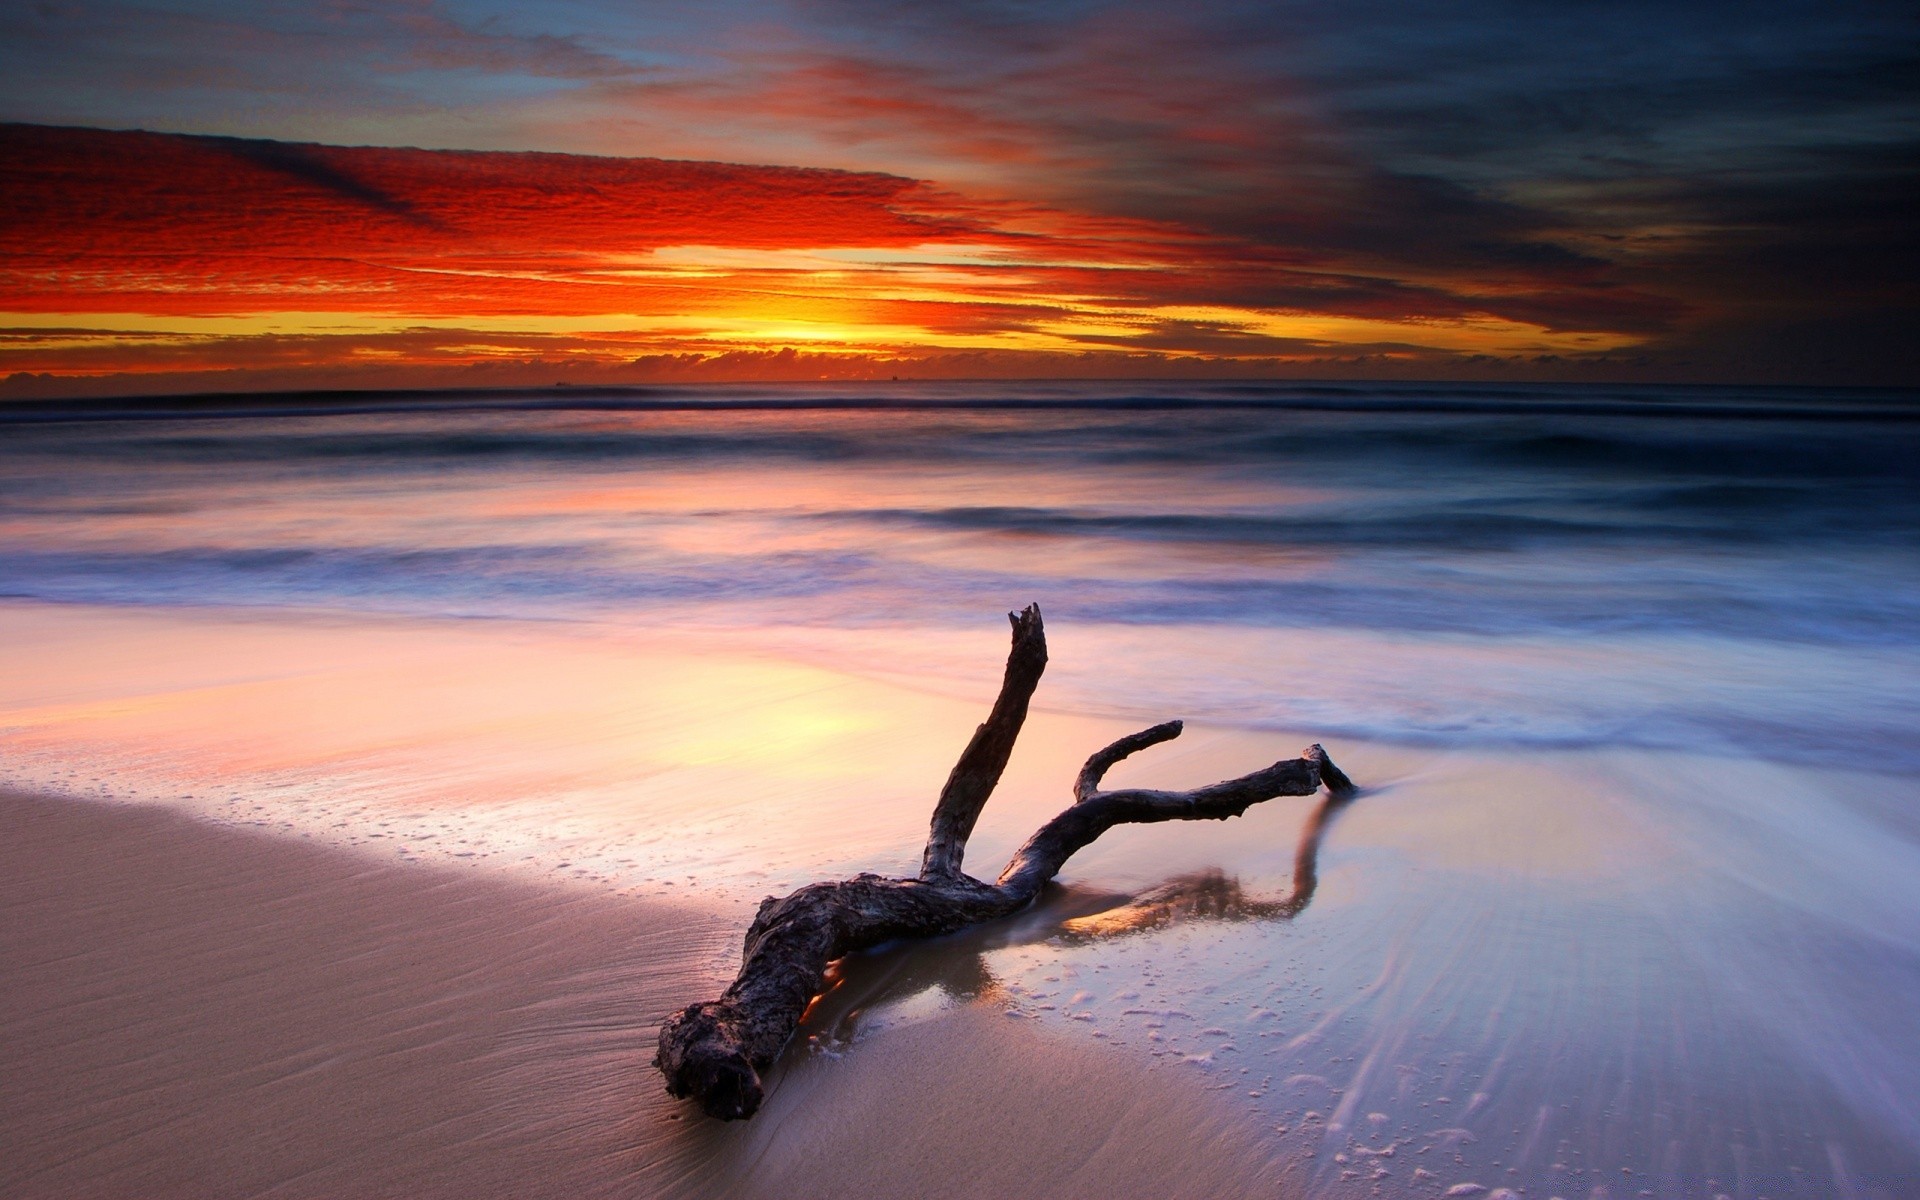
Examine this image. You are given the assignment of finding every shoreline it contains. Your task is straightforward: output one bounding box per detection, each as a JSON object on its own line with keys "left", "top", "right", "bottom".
{"left": 1, "top": 790, "right": 1292, "bottom": 1199}
{"left": 5, "top": 597, "right": 1917, "bottom": 1196}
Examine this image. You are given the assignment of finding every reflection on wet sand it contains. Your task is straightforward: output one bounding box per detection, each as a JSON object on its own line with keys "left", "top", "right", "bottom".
{"left": 799, "top": 784, "right": 1357, "bottom": 1051}
{"left": 1062, "top": 783, "right": 1357, "bottom": 937}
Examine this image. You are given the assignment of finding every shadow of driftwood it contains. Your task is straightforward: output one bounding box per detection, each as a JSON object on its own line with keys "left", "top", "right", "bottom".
{"left": 796, "top": 784, "right": 1360, "bottom": 1052}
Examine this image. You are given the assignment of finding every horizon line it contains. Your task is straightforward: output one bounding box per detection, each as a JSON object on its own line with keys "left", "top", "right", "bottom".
{"left": 5, "top": 379, "right": 1915, "bottom": 427}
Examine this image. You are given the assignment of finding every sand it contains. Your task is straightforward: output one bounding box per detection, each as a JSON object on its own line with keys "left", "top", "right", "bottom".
{"left": 6, "top": 601, "right": 1918, "bottom": 1197}
{"left": 0, "top": 791, "right": 1290, "bottom": 1199}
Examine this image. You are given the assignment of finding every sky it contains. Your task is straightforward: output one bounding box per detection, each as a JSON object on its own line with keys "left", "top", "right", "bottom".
{"left": 2, "top": 0, "right": 1916, "bottom": 394}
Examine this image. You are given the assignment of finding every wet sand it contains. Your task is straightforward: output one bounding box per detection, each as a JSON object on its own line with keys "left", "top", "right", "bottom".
{"left": 0, "top": 791, "right": 1289, "bottom": 1199}
{"left": 5, "top": 605, "right": 1919, "bottom": 1197}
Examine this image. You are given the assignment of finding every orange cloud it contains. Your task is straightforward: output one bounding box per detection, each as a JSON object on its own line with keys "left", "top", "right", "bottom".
{"left": 2, "top": 123, "right": 1665, "bottom": 394}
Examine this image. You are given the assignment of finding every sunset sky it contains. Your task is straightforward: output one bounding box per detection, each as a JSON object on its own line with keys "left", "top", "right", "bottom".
{"left": 3, "top": 0, "right": 1915, "bottom": 395}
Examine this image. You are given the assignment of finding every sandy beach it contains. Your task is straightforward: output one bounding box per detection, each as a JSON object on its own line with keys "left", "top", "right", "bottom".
{"left": 3, "top": 597, "right": 1918, "bottom": 1197}
{"left": 0, "top": 789, "right": 1292, "bottom": 1199}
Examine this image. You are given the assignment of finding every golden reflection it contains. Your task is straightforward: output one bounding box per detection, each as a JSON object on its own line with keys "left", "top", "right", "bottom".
{"left": 794, "top": 783, "right": 1358, "bottom": 1052}
{"left": 1059, "top": 782, "right": 1356, "bottom": 938}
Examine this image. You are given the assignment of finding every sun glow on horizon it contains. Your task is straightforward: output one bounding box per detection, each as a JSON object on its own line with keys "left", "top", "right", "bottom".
{"left": 1, "top": 124, "right": 1667, "bottom": 394}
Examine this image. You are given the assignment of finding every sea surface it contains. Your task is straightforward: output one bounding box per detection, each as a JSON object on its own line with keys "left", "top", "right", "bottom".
{"left": 4, "top": 380, "right": 1919, "bottom": 1197}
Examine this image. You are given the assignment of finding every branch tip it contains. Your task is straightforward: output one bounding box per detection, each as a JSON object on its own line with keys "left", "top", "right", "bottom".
{"left": 1075, "top": 718, "right": 1186, "bottom": 801}
{"left": 1009, "top": 602, "right": 1043, "bottom": 635}
{"left": 1304, "top": 744, "right": 1356, "bottom": 795}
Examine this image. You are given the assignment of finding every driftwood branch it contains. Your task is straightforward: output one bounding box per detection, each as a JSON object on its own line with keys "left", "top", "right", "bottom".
{"left": 654, "top": 605, "right": 1355, "bottom": 1119}
{"left": 921, "top": 603, "right": 1047, "bottom": 879}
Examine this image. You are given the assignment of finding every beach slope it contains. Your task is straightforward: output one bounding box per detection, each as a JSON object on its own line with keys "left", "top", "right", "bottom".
{"left": 0, "top": 792, "right": 1284, "bottom": 1199}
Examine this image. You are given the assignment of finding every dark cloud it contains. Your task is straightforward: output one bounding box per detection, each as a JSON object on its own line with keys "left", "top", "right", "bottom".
{"left": 764, "top": 0, "right": 1919, "bottom": 376}
{"left": 214, "top": 138, "right": 439, "bottom": 227}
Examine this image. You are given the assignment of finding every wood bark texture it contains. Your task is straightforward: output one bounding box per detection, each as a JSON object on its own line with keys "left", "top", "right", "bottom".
{"left": 653, "top": 604, "right": 1356, "bottom": 1119}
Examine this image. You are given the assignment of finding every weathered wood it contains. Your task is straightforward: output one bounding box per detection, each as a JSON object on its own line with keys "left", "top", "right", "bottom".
{"left": 921, "top": 603, "right": 1047, "bottom": 879}
{"left": 654, "top": 605, "right": 1355, "bottom": 1119}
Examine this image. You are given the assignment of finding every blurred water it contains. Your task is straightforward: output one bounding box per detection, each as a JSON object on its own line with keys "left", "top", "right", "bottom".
{"left": 4, "top": 381, "right": 1919, "bottom": 1197}
{"left": 4, "top": 381, "right": 1916, "bottom": 770}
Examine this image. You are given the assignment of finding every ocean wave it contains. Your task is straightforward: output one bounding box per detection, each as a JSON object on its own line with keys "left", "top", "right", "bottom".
{"left": 3, "top": 385, "right": 1915, "bottom": 772}
{"left": 6, "top": 403, "right": 1916, "bottom": 516}
{"left": 3, "top": 529, "right": 1915, "bottom": 646}
{"left": 811, "top": 498, "right": 1917, "bottom": 549}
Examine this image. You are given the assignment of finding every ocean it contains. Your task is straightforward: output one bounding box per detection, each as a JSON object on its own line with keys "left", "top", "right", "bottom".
{"left": 4, "top": 380, "right": 1918, "bottom": 1196}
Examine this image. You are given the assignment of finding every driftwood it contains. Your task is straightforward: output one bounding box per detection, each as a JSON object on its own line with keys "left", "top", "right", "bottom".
{"left": 654, "top": 604, "right": 1355, "bottom": 1119}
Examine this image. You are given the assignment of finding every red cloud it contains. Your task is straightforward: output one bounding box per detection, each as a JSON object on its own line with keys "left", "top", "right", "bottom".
{"left": 2, "top": 123, "right": 993, "bottom": 313}
{"left": 1, "top": 123, "right": 1680, "bottom": 390}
